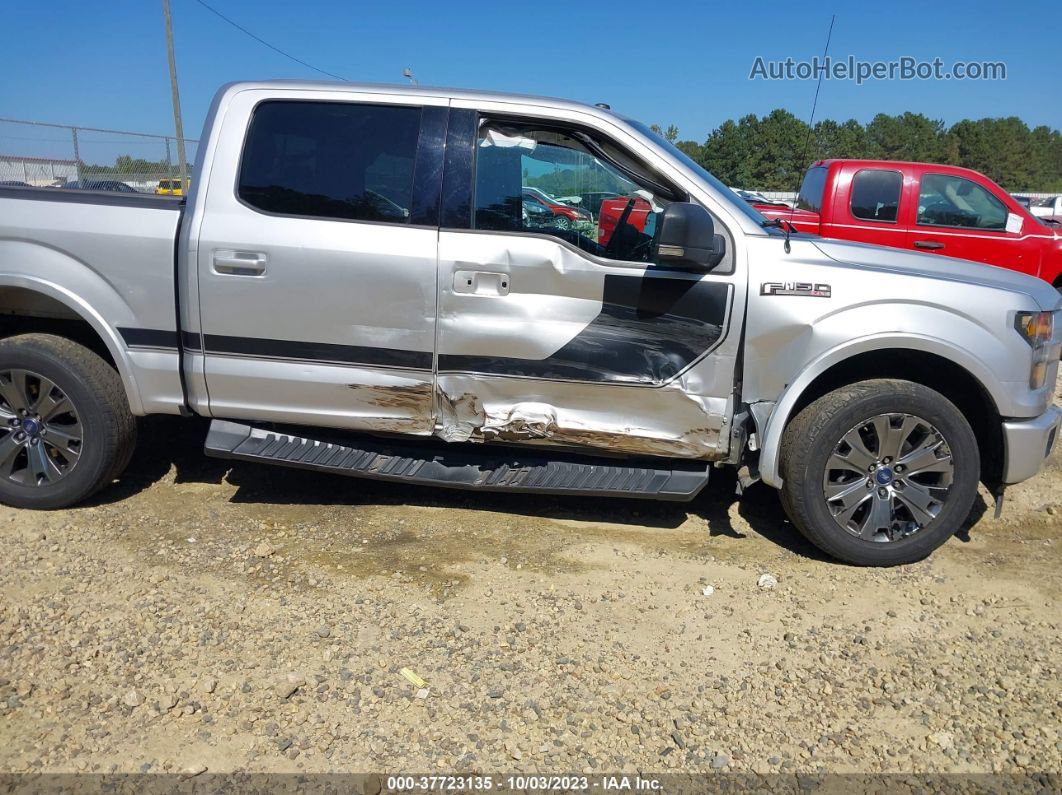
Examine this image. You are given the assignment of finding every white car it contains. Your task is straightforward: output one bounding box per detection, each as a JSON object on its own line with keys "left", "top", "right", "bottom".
{"left": 729, "top": 187, "right": 792, "bottom": 208}
{"left": 1030, "top": 196, "right": 1062, "bottom": 219}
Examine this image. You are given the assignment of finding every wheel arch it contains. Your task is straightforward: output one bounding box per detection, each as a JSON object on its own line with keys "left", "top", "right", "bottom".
{"left": 0, "top": 276, "right": 144, "bottom": 414}
{"left": 758, "top": 336, "right": 1004, "bottom": 489}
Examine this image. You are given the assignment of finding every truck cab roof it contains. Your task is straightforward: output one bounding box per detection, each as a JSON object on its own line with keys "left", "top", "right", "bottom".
{"left": 810, "top": 158, "right": 1001, "bottom": 182}
{"left": 212, "top": 79, "right": 620, "bottom": 121}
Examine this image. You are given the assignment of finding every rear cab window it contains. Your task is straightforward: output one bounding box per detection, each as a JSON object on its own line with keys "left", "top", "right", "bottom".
{"left": 796, "top": 166, "right": 828, "bottom": 213}
{"left": 850, "top": 169, "right": 902, "bottom": 222}
{"left": 237, "top": 100, "right": 420, "bottom": 224}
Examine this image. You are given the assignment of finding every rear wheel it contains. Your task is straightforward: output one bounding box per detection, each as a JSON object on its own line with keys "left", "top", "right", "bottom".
{"left": 0, "top": 334, "right": 136, "bottom": 509}
{"left": 779, "top": 379, "right": 979, "bottom": 565}
{"left": 553, "top": 216, "right": 571, "bottom": 231}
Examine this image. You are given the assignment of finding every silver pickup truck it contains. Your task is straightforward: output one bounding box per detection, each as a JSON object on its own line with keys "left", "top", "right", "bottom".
{"left": 1, "top": 81, "right": 1059, "bottom": 565}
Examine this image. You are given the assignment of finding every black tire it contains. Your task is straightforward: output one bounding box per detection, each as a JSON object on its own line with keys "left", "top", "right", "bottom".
{"left": 779, "top": 379, "right": 979, "bottom": 566}
{"left": 0, "top": 334, "right": 136, "bottom": 509}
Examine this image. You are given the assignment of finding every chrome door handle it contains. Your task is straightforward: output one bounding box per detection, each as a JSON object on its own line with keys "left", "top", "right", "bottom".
{"left": 213, "top": 250, "right": 267, "bottom": 275}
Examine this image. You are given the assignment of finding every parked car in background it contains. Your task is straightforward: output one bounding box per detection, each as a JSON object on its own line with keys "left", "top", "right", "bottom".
{"left": 597, "top": 193, "right": 653, "bottom": 244}
{"left": 521, "top": 195, "right": 558, "bottom": 228}
{"left": 1030, "top": 196, "right": 1062, "bottom": 220}
{"left": 754, "top": 160, "right": 1062, "bottom": 287}
{"left": 731, "top": 187, "right": 791, "bottom": 208}
{"left": 521, "top": 187, "right": 590, "bottom": 229}
{"left": 0, "top": 80, "right": 1060, "bottom": 568}
{"left": 156, "top": 178, "right": 190, "bottom": 196}
{"left": 61, "top": 179, "right": 139, "bottom": 193}
{"left": 1012, "top": 195, "right": 1033, "bottom": 209}
{"left": 570, "top": 190, "right": 622, "bottom": 219}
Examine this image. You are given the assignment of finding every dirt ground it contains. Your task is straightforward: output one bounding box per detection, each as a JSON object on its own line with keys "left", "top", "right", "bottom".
{"left": 1, "top": 382, "right": 1060, "bottom": 780}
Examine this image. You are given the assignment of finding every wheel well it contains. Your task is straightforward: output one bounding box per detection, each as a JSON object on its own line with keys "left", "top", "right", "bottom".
{"left": 787, "top": 349, "right": 1003, "bottom": 486}
{"left": 0, "top": 287, "right": 118, "bottom": 370}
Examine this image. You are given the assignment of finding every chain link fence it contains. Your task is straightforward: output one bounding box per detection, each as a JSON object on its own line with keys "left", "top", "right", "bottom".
{"left": 0, "top": 117, "right": 197, "bottom": 193}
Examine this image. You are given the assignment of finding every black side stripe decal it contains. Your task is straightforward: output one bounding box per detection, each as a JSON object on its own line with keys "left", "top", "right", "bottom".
{"left": 118, "top": 327, "right": 431, "bottom": 370}
{"left": 121, "top": 273, "right": 727, "bottom": 384}
{"left": 118, "top": 327, "right": 179, "bottom": 349}
{"left": 438, "top": 275, "right": 731, "bottom": 385}
{"left": 201, "top": 334, "right": 433, "bottom": 370}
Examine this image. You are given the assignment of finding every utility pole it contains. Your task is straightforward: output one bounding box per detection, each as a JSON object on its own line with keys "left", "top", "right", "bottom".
{"left": 163, "top": 0, "right": 188, "bottom": 189}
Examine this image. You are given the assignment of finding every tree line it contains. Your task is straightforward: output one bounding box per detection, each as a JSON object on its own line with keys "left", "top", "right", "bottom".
{"left": 652, "top": 111, "right": 1062, "bottom": 192}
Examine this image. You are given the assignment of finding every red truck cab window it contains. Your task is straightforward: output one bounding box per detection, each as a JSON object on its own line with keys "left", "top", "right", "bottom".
{"left": 909, "top": 171, "right": 1041, "bottom": 274}
{"left": 916, "top": 173, "right": 1007, "bottom": 230}
{"left": 850, "top": 169, "right": 902, "bottom": 223}
{"left": 796, "top": 166, "right": 828, "bottom": 213}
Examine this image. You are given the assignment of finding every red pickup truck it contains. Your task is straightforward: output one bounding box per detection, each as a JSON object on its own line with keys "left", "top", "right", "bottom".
{"left": 755, "top": 159, "right": 1062, "bottom": 287}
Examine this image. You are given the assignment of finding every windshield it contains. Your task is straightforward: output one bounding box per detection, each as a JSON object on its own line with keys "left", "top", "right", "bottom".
{"left": 624, "top": 118, "right": 768, "bottom": 226}
{"left": 1035, "top": 196, "right": 1059, "bottom": 207}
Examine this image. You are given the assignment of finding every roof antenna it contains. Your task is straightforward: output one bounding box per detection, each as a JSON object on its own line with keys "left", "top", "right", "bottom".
{"left": 784, "top": 14, "right": 835, "bottom": 254}
{"left": 402, "top": 67, "right": 418, "bottom": 86}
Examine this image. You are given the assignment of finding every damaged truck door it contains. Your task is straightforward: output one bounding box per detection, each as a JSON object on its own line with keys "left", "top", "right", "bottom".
{"left": 435, "top": 106, "right": 741, "bottom": 459}
{"left": 194, "top": 90, "right": 447, "bottom": 434}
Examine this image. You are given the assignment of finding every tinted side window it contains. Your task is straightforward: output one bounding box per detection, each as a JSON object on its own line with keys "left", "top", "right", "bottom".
{"left": 796, "top": 166, "right": 827, "bottom": 213}
{"left": 238, "top": 101, "right": 420, "bottom": 224}
{"left": 917, "top": 174, "right": 1008, "bottom": 230}
{"left": 850, "top": 169, "right": 902, "bottom": 222}
{"left": 472, "top": 121, "right": 681, "bottom": 265}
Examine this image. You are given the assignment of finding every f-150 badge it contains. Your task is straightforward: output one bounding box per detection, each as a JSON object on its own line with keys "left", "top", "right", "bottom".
{"left": 761, "top": 281, "right": 831, "bottom": 298}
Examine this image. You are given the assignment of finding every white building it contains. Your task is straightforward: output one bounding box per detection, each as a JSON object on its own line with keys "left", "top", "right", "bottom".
{"left": 0, "top": 154, "right": 79, "bottom": 186}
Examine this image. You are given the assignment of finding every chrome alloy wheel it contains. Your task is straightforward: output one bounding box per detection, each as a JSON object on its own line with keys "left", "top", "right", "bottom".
{"left": 0, "top": 369, "right": 83, "bottom": 486}
{"left": 822, "top": 413, "right": 955, "bottom": 542}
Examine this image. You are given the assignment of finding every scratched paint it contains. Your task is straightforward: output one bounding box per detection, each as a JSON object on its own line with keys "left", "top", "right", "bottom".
{"left": 435, "top": 385, "right": 722, "bottom": 459}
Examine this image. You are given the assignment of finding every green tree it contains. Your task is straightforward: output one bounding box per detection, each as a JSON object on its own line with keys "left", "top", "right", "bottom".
{"left": 700, "top": 117, "right": 755, "bottom": 187}
{"left": 675, "top": 140, "right": 703, "bottom": 161}
{"left": 812, "top": 119, "right": 866, "bottom": 161}
{"left": 865, "top": 112, "right": 947, "bottom": 162}
{"left": 649, "top": 123, "right": 680, "bottom": 143}
{"left": 688, "top": 108, "right": 1061, "bottom": 191}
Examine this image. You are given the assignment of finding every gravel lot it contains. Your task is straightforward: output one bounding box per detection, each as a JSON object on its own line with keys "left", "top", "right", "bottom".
{"left": 1, "top": 381, "right": 1060, "bottom": 779}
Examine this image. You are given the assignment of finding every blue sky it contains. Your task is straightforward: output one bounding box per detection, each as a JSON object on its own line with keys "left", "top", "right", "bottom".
{"left": 1, "top": 0, "right": 1057, "bottom": 147}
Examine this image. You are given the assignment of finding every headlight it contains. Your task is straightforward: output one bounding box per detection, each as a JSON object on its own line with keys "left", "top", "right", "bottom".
{"left": 1015, "top": 311, "right": 1056, "bottom": 389}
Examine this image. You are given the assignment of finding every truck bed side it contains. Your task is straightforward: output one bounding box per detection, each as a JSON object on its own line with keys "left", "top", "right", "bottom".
{"left": 0, "top": 186, "right": 185, "bottom": 415}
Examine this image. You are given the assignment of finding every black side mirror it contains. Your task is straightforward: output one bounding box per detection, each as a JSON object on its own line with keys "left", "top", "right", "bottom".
{"left": 652, "top": 202, "right": 726, "bottom": 270}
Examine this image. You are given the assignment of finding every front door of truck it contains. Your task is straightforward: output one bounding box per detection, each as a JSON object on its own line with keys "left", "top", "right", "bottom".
{"left": 193, "top": 89, "right": 446, "bottom": 434}
{"left": 908, "top": 172, "right": 1040, "bottom": 276}
{"left": 432, "top": 108, "right": 741, "bottom": 459}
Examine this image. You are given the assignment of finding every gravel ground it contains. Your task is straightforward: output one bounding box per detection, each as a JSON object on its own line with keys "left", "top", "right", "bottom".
{"left": 1, "top": 383, "right": 1060, "bottom": 778}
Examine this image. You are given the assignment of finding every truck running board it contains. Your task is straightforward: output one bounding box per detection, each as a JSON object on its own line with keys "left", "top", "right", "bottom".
{"left": 204, "top": 420, "right": 709, "bottom": 501}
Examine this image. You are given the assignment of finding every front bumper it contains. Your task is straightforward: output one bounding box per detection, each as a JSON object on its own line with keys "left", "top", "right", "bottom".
{"left": 1002, "top": 404, "right": 1062, "bottom": 484}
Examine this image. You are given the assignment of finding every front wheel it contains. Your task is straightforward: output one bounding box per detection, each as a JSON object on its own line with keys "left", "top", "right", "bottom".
{"left": 779, "top": 379, "right": 979, "bottom": 566}
{"left": 0, "top": 334, "right": 136, "bottom": 509}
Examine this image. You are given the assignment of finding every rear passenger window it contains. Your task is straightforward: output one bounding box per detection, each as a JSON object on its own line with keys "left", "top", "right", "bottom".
{"left": 238, "top": 100, "right": 420, "bottom": 223}
{"left": 850, "top": 169, "right": 902, "bottom": 222}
